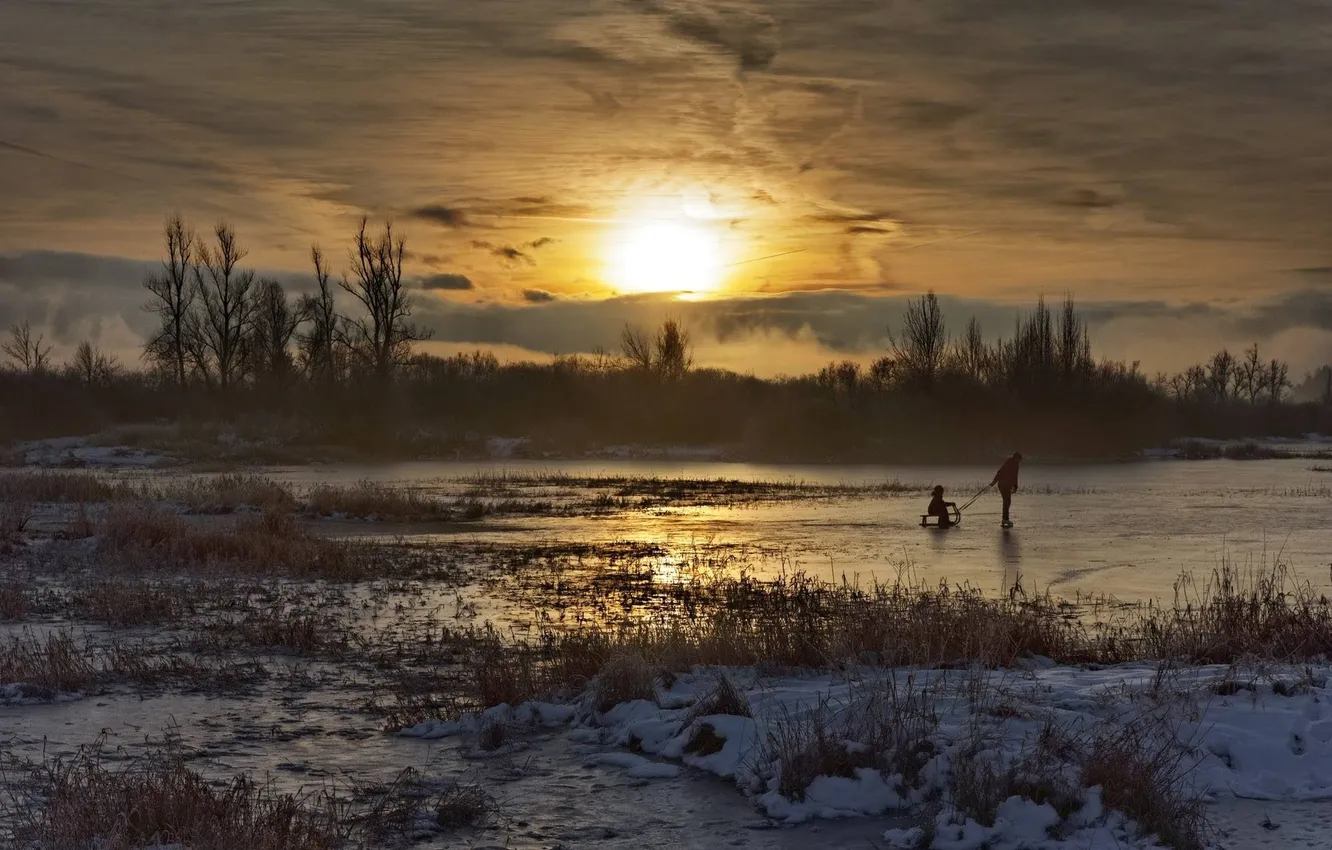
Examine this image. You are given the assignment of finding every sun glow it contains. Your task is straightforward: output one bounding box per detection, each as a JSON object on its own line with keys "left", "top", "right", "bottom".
{"left": 607, "top": 217, "right": 726, "bottom": 295}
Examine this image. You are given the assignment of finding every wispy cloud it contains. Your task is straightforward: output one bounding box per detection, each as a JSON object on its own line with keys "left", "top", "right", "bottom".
{"left": 416, "top": 273, "right": 474, "bottom": 291}
{"left": 411, "top": 205, "right": 469, "bottom": 229}
{"left": 469, "top": 237, "right": 558, "bottom": 267}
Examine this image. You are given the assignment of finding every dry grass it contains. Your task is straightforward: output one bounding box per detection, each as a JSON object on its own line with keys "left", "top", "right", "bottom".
{"left": 6, "top": 745, "right": 343, "bottom": 850}
{"left": 96, "top": 506, "right": 371, "bottom": 580}
{"left": 306, "top": 481, "right": 446, "bottom": 521}
{"left": 0, "top": 471, "right": 133, "bottom": 504}
{"left": 592, "top": 653, "right": 656, "bottom": 713}
{"left": 951, "top": 719, "right": 1082, "bottom": 829}
{"left": 0, "top": 498, "right": 34, "bottom": 552}
{"left": 348, "top": 766, "right": 499, "bottom": 835}
{"left": 470, "top": 558, "right": 1332, "bottom": 709}
{"left": 0, "top": 632, "right": 97, "bottom": 696}
{"left": 1148, "top": 562, "right": 1332, "bottom": 663}
{"left": 191, "top": 606, "right": 359, "bottom": 656}
{"left": 0, "top": 582, "right": 34, "bottom": 621}
{"left": 365, "top": 677, "right": 468, "bottom": 733}
{"left": 164, "top": 473, "right": 299, "bottom": 514}
{"left": 765, "top": 675, "right": 944, "bottom": 802}
{"left": 66, "top": 579, "right": 197, "bottom": 627}
{"left": 1083, "top": 716, "right": 1207, "bottom": 850}
{"left": 766, "top": 699, "right": 877, "bottom": 801}
{"left": 684, "top": 673, "right": 751, "bottom": 723}
{"left": 0, "top": 630, "right": 268, "bottom": 697}
{"left": 434, "top": 777, "right": 499, "bottom": 830}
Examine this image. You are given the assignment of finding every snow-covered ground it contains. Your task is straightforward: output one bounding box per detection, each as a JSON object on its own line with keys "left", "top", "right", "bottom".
{"left": 397, "top": 662, "right": 1332, "bottom": 849}
{"left": 16, "top": 436, "right": 168, "bottom": 469}
{"left": 3, "top": 640, "right": 1331, "bottom": 847}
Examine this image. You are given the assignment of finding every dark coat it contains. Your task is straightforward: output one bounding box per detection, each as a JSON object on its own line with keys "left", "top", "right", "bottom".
{"left": 992, "top": 457, "right": 1021, "bottom": 490}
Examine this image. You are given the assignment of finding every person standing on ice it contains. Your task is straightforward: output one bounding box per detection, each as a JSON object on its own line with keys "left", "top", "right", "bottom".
{"left": 990, "top": 452, "right": 1022, "bottom": 528}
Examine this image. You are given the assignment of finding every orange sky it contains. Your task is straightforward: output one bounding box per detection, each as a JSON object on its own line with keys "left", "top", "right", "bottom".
{"left": 3, "top": 1, "right": 1332, "bottom": 373}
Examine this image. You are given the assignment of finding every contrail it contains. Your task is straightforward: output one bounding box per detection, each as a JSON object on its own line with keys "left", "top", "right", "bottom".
{"left": 728, "top": 248, "right": 807, "bottom": 267}
{"left": 0, "top": 138, "right": 112, "bottom": 175}
{"left": 890, "top": 230, "right": 985, "bottom": 251}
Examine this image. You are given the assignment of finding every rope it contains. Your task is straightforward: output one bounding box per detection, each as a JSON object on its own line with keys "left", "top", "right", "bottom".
{"left": 957, "top": 483, "right": 993, "bottom": 514}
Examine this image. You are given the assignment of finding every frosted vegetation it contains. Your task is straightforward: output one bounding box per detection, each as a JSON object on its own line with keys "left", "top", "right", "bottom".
{"left": 0, "top": 467, "right": 1329, "bottom": 848}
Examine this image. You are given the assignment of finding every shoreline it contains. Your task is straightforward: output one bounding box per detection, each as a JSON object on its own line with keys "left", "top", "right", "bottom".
{"left": 7, "top": 432, "right": 1332, "bottom": 471}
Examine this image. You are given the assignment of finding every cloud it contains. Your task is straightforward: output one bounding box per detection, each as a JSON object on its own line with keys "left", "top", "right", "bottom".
{"left": 470, "top": 237, "right": 558, "bottom": 267}
{"left": 407, "top": 286, "right": 1332, "bottom": 377}
{"left": 411, "top": 205, "right": 469, "bottom": 228}
{"left": 4, "top": 249, "right": 1332, "bottom": 377}
{"left": 472, "top": 241, "right": 534, "bottom": 267}
{"left": 629, "top": 0, "right": 780, "bottom": 72}
{"left": 846, "top": 226, "right": 896, "bottom": 236}
{"left": 417, "top": 273, "right": 474, "bottom": 291}
{"left": 1058, "top": 189, "right": 1121, "bottom": 209}
{"left": 806, "top": 209, "right": 899, "bottom": 226}
{"left": 408, "top": 198, "right": 593, "bottom": 231}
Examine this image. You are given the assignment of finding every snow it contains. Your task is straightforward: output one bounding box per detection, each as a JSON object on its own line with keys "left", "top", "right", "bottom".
{"left": 18, "top": 437, "right": 168, "bottom": 469}
{"left": 456, "top": 661, "right": 1332, "bottom": 848}
{"left": 0, "top": 683, "right": 83, "bottom": 705}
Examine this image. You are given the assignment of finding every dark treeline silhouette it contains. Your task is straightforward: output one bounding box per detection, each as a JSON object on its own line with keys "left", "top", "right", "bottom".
{"left": 2, "top": 216, "right": 1331, "bottom": 462}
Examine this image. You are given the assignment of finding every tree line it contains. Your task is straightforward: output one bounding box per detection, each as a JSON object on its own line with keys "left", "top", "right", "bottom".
{"left": 2, "top": 215, "right": 1330, "bottom": 461}
{"left": 809, "top": 291, "right": 1298, "bottom": 409}
{"left": 137, "top": 214, "right": 430, "bottom": 391}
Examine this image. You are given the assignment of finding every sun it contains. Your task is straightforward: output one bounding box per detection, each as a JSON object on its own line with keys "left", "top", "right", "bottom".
{"left": 608, "top": 218, "right": 725, "bottom": 294}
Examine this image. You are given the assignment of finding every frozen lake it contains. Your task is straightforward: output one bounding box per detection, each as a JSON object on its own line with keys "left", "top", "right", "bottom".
{"left": 241, "top": 457, "right": 1332, "bottom": 603}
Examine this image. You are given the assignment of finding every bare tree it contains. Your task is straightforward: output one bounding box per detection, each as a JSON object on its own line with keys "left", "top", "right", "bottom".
{"left": 338, "top": 218, "right": 431, "bottom": 379}
{"left": 654, "top": 319, "right": 693, "bottom": 381}
{"left": 1056, "top": 294, "right": 1091, "bottom": 384}
{"left": 1205, "top": 349, "right": 1236, "bottom": 402}
{"left": 69, "top": 340, "right": 119, "bottom": 386}
{"left": 817, "top": 360, "right": 862, "bottom": 406}
{"left": 868, "top": 356, "right": 897, "bottom": 390}
{"left": 189, "top": 222, "right": 257, "bottom": 389}
{"left": 890, "top": 291, "right": 946, "bottom": 389}
{"left": 1266, "top": 357, "right": 1291, "bottom": 404}
{"left": 620, "top": 325, "right": 654, "bottom": 373}
{"left": 143, "top": 214, "right": 197, "bottom": 387}
{"left": 297, "top": 246, "right": 340, "bottom": 381}
{"left": 2, "top": 320, "right": 53, "bottom": 373}
{"left": 249, "top": 278, "right": 302, "bottom": 384}
{"left": 956, "top": 317, "right": 988, "bottom": 383}
{"left": 1236, "top": 344, "right": 1264, "bottom": 404}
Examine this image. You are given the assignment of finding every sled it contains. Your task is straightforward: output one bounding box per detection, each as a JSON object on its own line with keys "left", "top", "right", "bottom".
{"left": 920, "top": 507, "right": 962, "bottom": 529}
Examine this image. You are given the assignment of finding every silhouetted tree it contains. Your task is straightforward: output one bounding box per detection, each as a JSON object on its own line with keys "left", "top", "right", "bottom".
{"left": 818, "top": 360, "right": 862, "bottom": 407}
{"left": 67, "top": 340, "right": 119, "bottom": 386}
{"left": 188, "top": 222, "right": 257, "bottom": 389}
{"left": 1056, "top": 294, "right": 1091, "bottom": 385}
{"left": 338, "top": 218, "right": 431, "bottom": 379}
{"left": 249, "top": 278, "right": 302, "bottom": 385}
{"left": 956, "top": 317, "right": 988, "bottom": 384}
{"left": 654, "top": 319, "right": 693, "bottom": 381}
{"left": 143, "top": 214, "right": 197, "bottom": 387}
{"left": 1266, "top": 357, "right": 1290, "bottom": 404}
{"left": 620, "top": 325, "right": 654, "bottom": 374}
{"left": 1237, "top": 344, "right": 1264, "bottom": 404}
{"left": 2, "top": 320, "right": 52, "bottom": 373}
{"left": 297, "top": 246, "right": 340, "bottom": 382}
{"left": 891, "top": 291, "right": 946, "bottom": 389}
{"left": 1205, "top": 349, "right": 1237, "bottom": 402}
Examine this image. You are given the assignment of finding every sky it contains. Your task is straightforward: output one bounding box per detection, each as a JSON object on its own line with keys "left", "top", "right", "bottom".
{"left": 3, "top": 0, "right": 1332, "bottom": 376}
